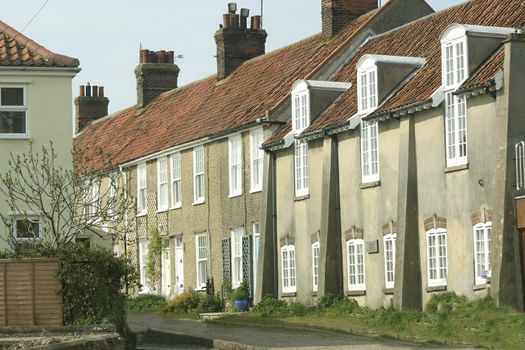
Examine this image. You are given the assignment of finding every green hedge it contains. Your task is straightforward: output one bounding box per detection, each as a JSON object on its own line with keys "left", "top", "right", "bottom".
{"left": 127, "top": 294, "right": 167, "bottom": 311}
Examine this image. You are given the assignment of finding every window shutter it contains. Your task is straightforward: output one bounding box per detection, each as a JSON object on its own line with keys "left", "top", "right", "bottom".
{"left": 242, "top": 235, "right": 253, "bottom": 297}
{"left": 222, "top": 238, "right": 231, "bottom": 286}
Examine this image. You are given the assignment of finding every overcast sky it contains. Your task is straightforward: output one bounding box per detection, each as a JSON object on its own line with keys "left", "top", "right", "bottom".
{"left": 3, "top": 0, "right": 467, "bottom": 114}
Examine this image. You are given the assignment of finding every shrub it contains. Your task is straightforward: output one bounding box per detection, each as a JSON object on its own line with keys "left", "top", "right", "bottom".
{"left": 252, "top": 295, "right": 289, "bottom": 315}
{"left": 288, "top": 302, "right": 314, "bottom": 316}
{"left": 198, "top": 293, "right": 224, "bottom": 313}
{"left": 317, "top": 294, "right": 359, "bottom": 314}
{"left": 425, "top": 292, "right": 467, "bottom": 314}
{"left": 230, "top": 281, "right": 250, "bottom": 302}
{"left": 127, "top": 294, "right": 167, "bottom": 311}
{"left": 145, "top": 227, "right": 162, "bottom": 291}
{"left": 164, "top": 290, "right": 202, "bottom": 313}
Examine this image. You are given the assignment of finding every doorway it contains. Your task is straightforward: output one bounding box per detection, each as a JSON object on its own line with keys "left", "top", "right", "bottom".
{"left": 161, "top": 245, "right": 171, "bottom": 297}
{"left": 520, "top": 230, "right": 525, "bottom": 310}
{"left": 175, "top": 237, "right": 184, "bottom": 294}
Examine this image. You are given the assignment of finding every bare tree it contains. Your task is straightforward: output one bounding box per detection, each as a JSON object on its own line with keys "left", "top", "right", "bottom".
{"left": 0, "top": 142, "right": 134, "bottom": 249}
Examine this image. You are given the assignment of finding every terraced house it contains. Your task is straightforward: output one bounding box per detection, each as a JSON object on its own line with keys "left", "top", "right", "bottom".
{"left": 74, "top": 0, "right": 433, "bottom": 297}
{"left": 261, "top": 0, "right": 525, "bottom": 311}
{"left": 0, "top": 21, "right": 80, "bottom": 250}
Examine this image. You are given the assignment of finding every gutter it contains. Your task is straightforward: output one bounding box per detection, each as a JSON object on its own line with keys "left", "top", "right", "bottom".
{"left": 0, "top": 66, "right": 81, "bottom": 74}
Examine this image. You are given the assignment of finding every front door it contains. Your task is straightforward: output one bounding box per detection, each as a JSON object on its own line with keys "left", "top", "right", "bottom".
{"left": 161, "top": 247, "right": 171, "bottom": 297}
{"left": 520, "top": 230, "right": 525, "bottom": 310}
{"left": 175, "top": 237, "right": 184, "bottom": 294}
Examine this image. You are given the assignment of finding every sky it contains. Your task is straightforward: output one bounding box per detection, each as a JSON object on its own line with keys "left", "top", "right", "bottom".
{"left": 2, "top": 0, "right": 467, "bottom": 114}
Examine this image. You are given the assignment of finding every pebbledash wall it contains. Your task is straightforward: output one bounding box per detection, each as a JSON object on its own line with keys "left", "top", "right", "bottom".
{"left": 260, "top": 0, "right": 525, "bottom": 311}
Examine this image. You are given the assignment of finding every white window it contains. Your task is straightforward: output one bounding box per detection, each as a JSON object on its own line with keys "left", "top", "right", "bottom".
{"left": 231, "top": 227, "right": 244, "bottom": 288}
{"left": 445, "top": 93, "right": 468, "bottom": 167}
{"left": 294, "top": 140, "right": 309, "bottom": 196}
{"left": 443, "top": 39, "right": 467, "bottom": 89}
{"left": 157, "top": 157, "right": 169, "bottom": 211}
{"left": 137, "top": 163, "right": 147, "bottom": 214}
{"left": 292, "top": 91, "right": 309, "bottom": 132}
{"left": 312, "top": 242, "right": 320, "bottom": 292}
{"left": 139, "top": 239, "right": 150, "bottom": 292}
{"left": 108, "top": 180, "right": 117, "bottom": 218}
{"left": 361, "top": 120, "right": 379, "bottom": 183}
{"left": 516, "top": 141, "right": 525, "bottom": 190}
{"left": 196, "top": 233, "right": 208, "bottom": 289}
{"left": 228, "top": 135, "right": 243, "bottom": 197}
{"left": 383, "top": 234, "right": 396, "bottom": 289}
{"left": 13, "top": 216, "right": 43, "bottom": 240}
{"left": 250, "top": 129, "right": 264, "bottom": 192}
{"left": 83, "top": 181, "right": 100, "bottom": 221}
{"left": 193, "top": 147, "right": 205, "bottom": 204}
{"left": 358, "top": 68, "right": 377, "bottom": 114}
{"left": 113, "top": 242, "right": 120, "bottom": 257}
{"left": 347, "top": 239, "right": 365, "bottom": 291}
{"left": 170, "top": 153, "right": 182, "bottom": 208}
{"left": 473, "top": 222, "right": 492, "bottom": 285}
{"left": 281, "top": 245, "right": 296, "bottom": 293}
{"left": 0, "top": 86, "right": 27, "bottom": 136}
{"left": 426, "top": 228, "right": 448, "bottom": 287}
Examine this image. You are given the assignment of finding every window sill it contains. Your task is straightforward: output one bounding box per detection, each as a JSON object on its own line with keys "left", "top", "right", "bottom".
{"left": 229, "top": 192, "right": 243, "bottom": 199}
{"left": 346, "top": 290, "right": 366, "bottom": 296}
{"left": 136, "top": 211, "right": 147, "bottom": 217}
{"left": 192, "top": 200, "right": 205, "bottom": 206}
{"left": 312, "top": 291, "right": 318, "bottom": 297}
{"left": 360, "top": 181, "right": 381, "bottom": 189}
{"left": 281, "top": 292, "right": 297, "bottom": 298}
{"left": 157, "top": 208, "right": 169, "bottom": 214}
{"left": 383, "top": 288, "right": 394, "bottom": 295}
{"left": 249, "top": 188, "right": 262, "bottom": 194}
{"left": 444, "top": 163, "right": 468, "bottom": 173}
{"left": 294, "top": 194, "right": 310, "bottom": 202}
{"left": 170, "top": 204, "right": 182, "bottom": 210}
{"left": 0, "top": 133, "right": 30, "bottom": 139}
{"left": 473, "top": 282, "right": 491, "bottom": 291}
{"left": 426, "top": 285, "right": 447, "bottom": 292}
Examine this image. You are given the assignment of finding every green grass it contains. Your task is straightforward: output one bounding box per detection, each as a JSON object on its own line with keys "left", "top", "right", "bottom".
{"left": 220, "top": 294, "right": 525, "bottom": 349}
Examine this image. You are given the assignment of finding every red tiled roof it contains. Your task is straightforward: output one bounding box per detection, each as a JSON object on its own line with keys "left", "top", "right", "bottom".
{"left": 459, "top": 46, "right": 504, "bottom": 91}
{"left": 0, "top": 20, "right": 79, "bottom": 67}
{"left": 75, "top": 5, "right": 395, "bottom": 170}
{"left": 304, "top": 0, "right": 525, "bottom": 133}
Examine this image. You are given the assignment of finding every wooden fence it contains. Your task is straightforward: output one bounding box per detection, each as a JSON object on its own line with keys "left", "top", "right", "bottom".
{"left": 0, "top": 258, "right": 62, "bottom": 326}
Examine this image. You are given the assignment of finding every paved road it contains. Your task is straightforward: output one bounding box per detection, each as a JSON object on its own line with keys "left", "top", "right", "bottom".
{"left": 128, "top": 312, "right": 475, "bottom": 349}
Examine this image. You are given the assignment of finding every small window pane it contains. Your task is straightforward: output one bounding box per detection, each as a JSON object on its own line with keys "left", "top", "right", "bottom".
{"left": 0, "top": 111, "right": 26, "bottom": 133}
{"left": 1, "top": 88, "right": 24, "bottom": 106}
{"left": 16, "top": 219, "right": 40, "bottom": 239}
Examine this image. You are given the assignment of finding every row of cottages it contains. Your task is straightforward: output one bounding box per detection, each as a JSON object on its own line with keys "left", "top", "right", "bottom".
{"left": 259, "top": 0, "right": 525, "bottom": 311}
{"left": 0, "top": 21, "right": 82, "bottom": 250}
{"left": 74, "top": 0, "right": 433, "bottom": 297}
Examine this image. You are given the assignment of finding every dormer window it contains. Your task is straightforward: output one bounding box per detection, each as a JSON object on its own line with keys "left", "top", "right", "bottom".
{"left": 443, "top": 38, "right": 467, "bottom": 89}
{"left": 292, "top": 90, "right": 309, "bottom": 132}
{"left": 358, "top": 67, "right": 377, "bottom": 114}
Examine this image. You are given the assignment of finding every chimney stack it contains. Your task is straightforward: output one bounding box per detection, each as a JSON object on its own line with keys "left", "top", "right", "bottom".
{"left": 135, "top": 49, "right": 180, "bottom": 107}
{"left": 215, "top": 3, "right": 267, "bottom": 80}
{"left": 322, "top": 0, "right": 378, "bottom": 40}
{"left": 75, "top": 83, "right": 109, "bottom": 133}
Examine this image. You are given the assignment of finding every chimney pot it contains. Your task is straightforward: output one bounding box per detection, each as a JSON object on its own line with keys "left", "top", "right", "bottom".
{"left": 92, "top": 85, "right": 99, "bottom": 98}
{"left": 75, "top": 84, "right": 109, "bottom": 133}
{"left": 240, "top": 8, "right": 249, "bottom": 17}
{"left": 99, "top": 86, "right": 104, "bottom": 98}
{"left": 228, "top": 2, "right": 237, "bottom": 13}
{"left": 223, "top": 14, "right": 232, "bottom": 28}
{"left": 230, "top": 14, "right": 240, "bottom": 29}
{"left": 251, "top": 15, "right": 261, "bottom": 30}
{"left": 79, "top": 85, "right": 85, "bottom": 97}
{"left": 322, "top": 0, "right": 378, "bottom": 40}
{"left": 86, "top": 83, "right": 92, "bottom": 97}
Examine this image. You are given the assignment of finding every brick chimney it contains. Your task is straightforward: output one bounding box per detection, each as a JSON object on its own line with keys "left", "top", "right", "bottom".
{"left": 135, "top": 50, "right": 180, "bottom": 107}
{"left": 322, "top": 0, "right": 378, "bottom": 40}
{"left": 214, "top": 3, "right": 267, "bottom": 80}
{"left": 75, "top": 83, "right": 109, "bottom": 133}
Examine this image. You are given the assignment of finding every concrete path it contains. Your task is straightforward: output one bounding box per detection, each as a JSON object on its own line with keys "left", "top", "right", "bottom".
{"left": 128, "top": 312, "right": 479, "bottom": 350}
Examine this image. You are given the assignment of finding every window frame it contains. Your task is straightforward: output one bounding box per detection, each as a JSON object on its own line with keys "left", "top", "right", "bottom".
{"left": 12, "top": 216, "right": 43, "bottom": 241}
{"left": 170, "top": 152, "right": 182, "bottom": 208}
{"left": 252, "top": 222, "right": 260, "bottom": 295}
{"left": 137, "top": 163, "right": 147, "bottom": 215}
{"left": 312, "top": 241, "right": 320, "bottom": 292}
{"left": 228, "top": 134, "right": 243, "bottom": 197}
{"left": 516, "top": 141, "right": 525, "bottom": 190}
{"left": 138, "top": 239, "right": 150, "bottom": 293}
{"left": 231, "top": 227, "right": 244, "bottom": 288}
{"left": 473, "top": 222, "right": 492, "bottom": 285}
{"left": 441, "top": 36, "right": 468, "bottom": 91}
{"left": 294, "top": 139, "right": 309, "bottom": 197}
{"left": 426, "top": 228, "right": 448, "bottom": 287}
{"left": 383, "top": 234, "right": 396, "bottom": 289}
{"left": 250, "top": 128, "right": 264, "bottom": 193}
{"left": 157, "top": 157, "right": 169, "bottom": 212}
{"left": 357, "top": 66, "right": 378, "bottom": 115}
{"left": 445, "top": 92, "right": 468, "bottom": 167}
{"left": 281, "top": 245, "right": 296, "bottom": 294}
{"left": 292, "top": 89, "right": 309, "bottom": 133}
{"left": 360, "top": 120, "right": 380, "bottom": 183}
{"left": 193, "top": 146, "right": 205, "bottom": 204}
{"left": 195, "top": 232, "right": 208, "bottom": 290}
{"left": 0, "top": 85, "right": 28, "bottom": 138}
{"left": 347, "top": 239, "right": 366, "bottom": 291}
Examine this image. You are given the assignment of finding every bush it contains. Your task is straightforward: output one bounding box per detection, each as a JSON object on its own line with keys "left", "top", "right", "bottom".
{"left": 127, "top": 294, "right": 167, "bottom": 311}
{"left": 198, "top": 293, "right": 224, "bottom": 313}
{"left": 425, "top": 292, "right": 467, "bottom": 314}
{"left": 0, "top": 243, "right": 138, "bottom": 334}
{"left": 317, "top": 294, "right": 359, "bottom": 314}
{"left": 252, "top": 295, "right": 289, "bottom": 315}
{"left": 164, "top": 290, "right": 201, "bottom": 313}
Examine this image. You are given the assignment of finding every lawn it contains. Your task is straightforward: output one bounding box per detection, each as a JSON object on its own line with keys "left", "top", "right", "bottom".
{"left": 219, "top": 294, "right": 525, "bottom": 349}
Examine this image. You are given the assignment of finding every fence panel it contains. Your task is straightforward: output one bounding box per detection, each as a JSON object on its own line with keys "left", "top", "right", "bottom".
{"left": 0, "top": 259, "right": 62, "bottom": 326}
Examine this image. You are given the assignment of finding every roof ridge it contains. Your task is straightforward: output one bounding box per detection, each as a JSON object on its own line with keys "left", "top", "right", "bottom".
{"left": 0, "top": 20, "right": 79, "bottom": 67}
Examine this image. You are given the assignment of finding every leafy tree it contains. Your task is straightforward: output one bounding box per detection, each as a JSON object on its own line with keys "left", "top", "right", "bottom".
{"left": 0, "top": 142, "right": 135, "bottom": 249}
{"left": 146, "top": 226, "right": 162, "bottom": 291}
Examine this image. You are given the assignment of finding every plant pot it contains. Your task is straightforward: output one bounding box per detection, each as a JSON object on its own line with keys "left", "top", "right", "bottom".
{"left": 235, "top": 298, "right": 250, "bottom": 312}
